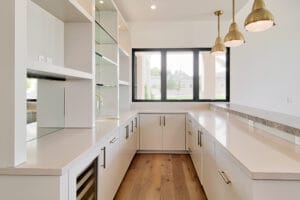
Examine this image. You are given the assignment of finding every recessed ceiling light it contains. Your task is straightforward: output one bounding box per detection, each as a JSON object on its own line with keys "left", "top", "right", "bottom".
{"left": 150, "top": 4, "right": 157, "bottom": 10}
{"left": 99, "top": 0, "right": 104, "bottom": 4}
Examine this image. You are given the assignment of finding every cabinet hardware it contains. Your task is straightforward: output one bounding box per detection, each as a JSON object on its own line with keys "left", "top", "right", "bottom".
{"left": 135, "top": 117, "right": 138, "bottom": 128}
{"left": 159, "top": 116, "right": 162, "bottom": 126}
{"left": 188, "top": 131, "right": 192, "bottom": 135}
{"left": 197, "top": 130, "right": 200, "bottom": 146}
{"left": 109, "top": 137, "right": 118, "bottom": 144}
{"left": 131, "top": 121, "right": 134, "bottom": 132}
{"left": 125, "top": 125, "right": 129, "bottom": 139}
{"left": 199, "top": 130, "right": 202, "bottom": 147}
{"left": 218, "top": 170, "right": 231, "bottom": 184}
{"left": 101, "top": 147, "right": 106, "bottom": 169}
{"left": 163, "top": 116, "right": 166, "bottom": 126}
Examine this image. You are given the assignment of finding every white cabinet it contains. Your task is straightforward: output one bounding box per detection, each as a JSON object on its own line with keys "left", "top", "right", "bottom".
{"left": 163, "top": 114, "right": 186, "bottom": 150}
{"left": 98, "top": 129, "right": 120, "bottom": 200}
{"left": 98, "top": 115, "right": 138, "bottom": 200}
{"left": 139, "top": 114, "right": 186, "bottom": 151}
{"left": 201, "top": 129, "right": 218, "bottom": 200}
{"left": 140, "top": 114, "right": 163, "bottom": 150}
{"left": 215, "top": 144, "right": 252, "bottom": 200}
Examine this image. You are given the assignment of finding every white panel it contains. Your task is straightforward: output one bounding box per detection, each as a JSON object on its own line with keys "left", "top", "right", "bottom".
{"left": 27, "top": 1, "right": 64, "bottom": 67}
{"left": 163, "top": 114, "right": 186, "bottom": 150}
{"left": 37, "top": 80, "right": 65, "bottom": 128}
{"left": 0, "top": 0, "right": 27, "bottom": 167}
{"left": 65, "top": 80, "right": 93, "bottom": 127}
{"left": 65, "top": 23, "right": 93, "bottom": 73}
{"left": 0, "top": 175, "right": 63, "bottom": 200}
{"left": 139, "top": 114, "right": 163, "bottom": 150}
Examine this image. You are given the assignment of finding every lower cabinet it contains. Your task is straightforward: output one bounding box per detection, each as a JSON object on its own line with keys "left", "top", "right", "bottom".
{"left": 98, "top": 115, "right": 138, "bottom": 200}
{"left": 139, "top": 113, "right": 186, "bottom": 151}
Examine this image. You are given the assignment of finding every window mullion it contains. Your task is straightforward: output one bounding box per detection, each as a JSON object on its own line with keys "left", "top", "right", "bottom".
{"left": 193, "top": 50, "right": 199, "bottom": 100}
{"left": 161, "top": 50, "right": 167, "bottom": 101}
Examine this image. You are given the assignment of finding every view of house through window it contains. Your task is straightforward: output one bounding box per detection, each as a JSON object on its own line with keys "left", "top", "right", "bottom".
{"left": 167, "top": 51, "right": 193, "bottom": 100}
{"left": 133, "top": 48, "right": 229, "bottom": 102}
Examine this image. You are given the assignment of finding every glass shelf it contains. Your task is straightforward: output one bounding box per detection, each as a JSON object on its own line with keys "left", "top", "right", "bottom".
{"left": 95, "top": 52, "right": 118, "bottom": 66}
{"left": 96, "top": 83, "right": 117, "bottom": 87}
{"left": 95, "top": 21, "right": 117, "bottom": 45}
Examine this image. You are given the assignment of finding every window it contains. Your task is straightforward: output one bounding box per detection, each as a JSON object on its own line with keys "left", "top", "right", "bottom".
{"left": 167, "top": 51, "right": 193, "bottom": 100}
{"left": 133, "top": 48, "right": 230, "bottom": 102}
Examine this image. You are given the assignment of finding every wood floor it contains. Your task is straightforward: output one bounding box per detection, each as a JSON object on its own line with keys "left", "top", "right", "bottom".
{"left": 114, "top": 154, "right": 207, "bottom": 200}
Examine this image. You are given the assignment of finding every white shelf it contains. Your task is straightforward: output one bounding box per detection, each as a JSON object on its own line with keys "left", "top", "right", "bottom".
{"left": 31, "top": 0, "right": 93, "bottom": 22}
{"left": 119, "top": 46, "right": 130, "bottom": 57}
{"left": 119, "top": 80, "right": 130, "bottom": 86}
{"left": 27, "top": 65, "right": 92, "bottom": 80}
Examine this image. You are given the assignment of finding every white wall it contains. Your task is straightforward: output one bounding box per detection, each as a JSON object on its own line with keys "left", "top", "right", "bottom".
{"left": 130, "top": 0, "right": 300, "bottom": 117}
{"left": 231, "top": 0, "right": 300, "bottom": 117}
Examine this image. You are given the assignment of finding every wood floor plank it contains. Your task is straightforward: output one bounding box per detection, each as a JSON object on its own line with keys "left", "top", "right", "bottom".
{"left": 114, "top": 154, "right": 207, "bottom": 200}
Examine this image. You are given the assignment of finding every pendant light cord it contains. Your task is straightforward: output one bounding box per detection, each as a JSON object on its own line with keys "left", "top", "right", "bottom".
{"left": 233, "top": 0, "right": 236, "bottom": 22}
{"left": 218, "top": 13, "right": 220, "bottom": 37}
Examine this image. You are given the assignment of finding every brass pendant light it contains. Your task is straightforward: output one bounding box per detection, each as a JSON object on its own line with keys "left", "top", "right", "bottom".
{"left": 245, "top": 0, "right": 275, "bottom": 32}
{"left": 211, "top": 10, "right": 226, "bottom": 56}
{"left": 224, "top": 0, "right": 245, "bottom": 47}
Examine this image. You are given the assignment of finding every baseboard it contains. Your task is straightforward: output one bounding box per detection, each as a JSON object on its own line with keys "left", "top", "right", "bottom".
{"left": 137, "top": 150, "right": 190, "bottom": 154}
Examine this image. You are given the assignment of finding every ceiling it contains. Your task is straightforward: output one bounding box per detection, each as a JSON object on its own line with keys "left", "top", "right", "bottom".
{"left": 113, "top": 0, "right": 249, "bottom": 22}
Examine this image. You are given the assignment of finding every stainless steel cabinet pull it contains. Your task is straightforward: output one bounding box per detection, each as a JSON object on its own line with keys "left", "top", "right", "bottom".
{"left": 101, "top": 147, "right": 106, "bottom": 169}
{"left": 159, "top": 116, "right": 162, "bottom": 126}
{"left": 199, "top": 130, "right": 202, "bottom": 147}
{"left": 163, "top": 116, "right": 166, "bottom": 126}
{"left": 131, "top": 121, "right": 134, "bottom": 132}
{"left": 135, "top": 117, "right": 138, "bottom": 128}
{"left": 109, "top": 137, "right": 118, "bottom": 144}
{"left": 218, "top": 170, "right": 231, "bottom": 184}
{"left": 125, "top": 125, "right": 129, "bottom": 139}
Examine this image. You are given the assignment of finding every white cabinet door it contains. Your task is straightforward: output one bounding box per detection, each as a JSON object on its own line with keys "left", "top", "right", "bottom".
{"left": 98, "top": 130, "right": 120, "bottom": 200}
{"left": 163, "top": 114, "right": 186, "bottom": 150}
{"left": 202, "top": 130, "right": 218, "bottom": 200}
{"left": 139, "top": 114, "right": 163, "bottom": 150}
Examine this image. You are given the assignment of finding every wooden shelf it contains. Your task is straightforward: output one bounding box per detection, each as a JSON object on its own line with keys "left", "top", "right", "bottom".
{"left": 31, "top": 0, "right": 93, "bottom": 22}
{"left": 27, "top": 65, "right": 92, "bottom": 80}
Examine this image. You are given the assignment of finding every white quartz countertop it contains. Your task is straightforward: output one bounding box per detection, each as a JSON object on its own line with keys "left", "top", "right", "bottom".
{"left": 189, "top": 111, "right": 300, "bottom": 180}
{"left": 1, "top": 109, "right": 300, "bottom": 180}
{"left": 0, "top": 111, "right": 138, "bottom": 176}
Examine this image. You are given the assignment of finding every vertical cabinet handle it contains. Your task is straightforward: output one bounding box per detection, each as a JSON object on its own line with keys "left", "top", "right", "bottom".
{"left": 135, "top": 117, "right": 138, "bottom": 128}
{"left": 125, "top": 125, "right": 129, "bottom": 139}
{"left": 218, "top": 170, "right": 231, "bottom": 184}
{"left": 131, "top": 121, "right": 134, "bottom": 132}
{"left": 163, "top": 116, "right": 166, "bottom": 126}
{"left": 101, "top": 147, "right": 106, "bottom": 169}
{"left": 199, "top": 130, "right": 202, "bottom": 147}
{"left": 159, "top": 116, "right": 162, "bottom": 126}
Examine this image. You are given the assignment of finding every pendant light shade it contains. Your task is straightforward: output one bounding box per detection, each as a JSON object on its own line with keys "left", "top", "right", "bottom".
{"left": 224, "top": 0, "right": 245, "bottom": 47}
{"left": 245, "top": 0, "right": 275, "bottom": 32}
{"left": 211, "top": 10, "right": 226, "bottom": 56}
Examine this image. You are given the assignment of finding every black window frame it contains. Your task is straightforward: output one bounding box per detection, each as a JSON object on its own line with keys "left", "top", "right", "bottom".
{"left": 132, "top": 48, "right": 230, "bottom": 102}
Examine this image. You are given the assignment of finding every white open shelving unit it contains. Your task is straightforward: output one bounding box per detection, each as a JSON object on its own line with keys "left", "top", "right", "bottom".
{"left": 95, "top": 0, "right": 119, "bottom": 119}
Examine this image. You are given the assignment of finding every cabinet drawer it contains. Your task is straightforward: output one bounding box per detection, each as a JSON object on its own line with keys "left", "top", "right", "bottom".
{"left": 216, "top": 144, "right": 252, "bottom": 200}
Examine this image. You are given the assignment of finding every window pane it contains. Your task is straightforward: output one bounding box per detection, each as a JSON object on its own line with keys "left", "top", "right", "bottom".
{"left": 199, "top": 52, "right": 226, "bottom": 100}
{"left": 166, "top": 51, "right": 193, "bottom": 100}
{"left": 134, "top": 51, "right": 161, "bottom": 100}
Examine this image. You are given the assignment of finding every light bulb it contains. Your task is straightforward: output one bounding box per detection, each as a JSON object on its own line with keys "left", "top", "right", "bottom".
{"left": 150, "top": 4, "right": 157, "bottom": 10}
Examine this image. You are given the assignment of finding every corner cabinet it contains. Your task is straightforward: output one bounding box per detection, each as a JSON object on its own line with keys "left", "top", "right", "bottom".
{"left": 139, "top": 114, "right": 186, "bottom": 151}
